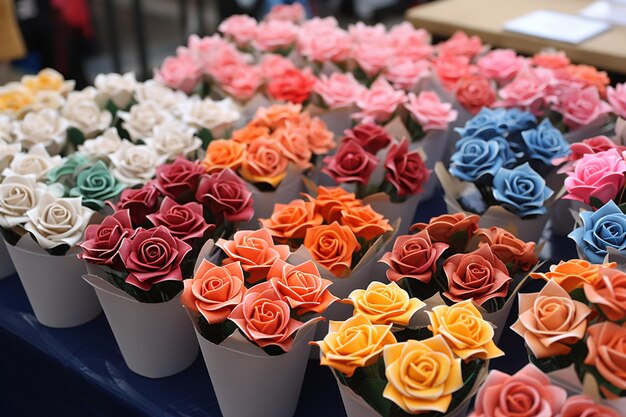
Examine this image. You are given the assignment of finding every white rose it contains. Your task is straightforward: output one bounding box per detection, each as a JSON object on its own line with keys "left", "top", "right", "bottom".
{"left": 21, "top": 68, "right": 75, "bottom": 95}
{"left": 109, "top": 142, "right": 158, "bottom": 185}
{"left": 3, "top": 144, "right": 63, "bottom": 181}
{"left": 0, "top": 139, "right": 21, "bottom": 171}
{"left": 78, "top": 128, "right": 123, "bottom": 159}
{"left": 0, "top": 115, "right": 14, "bottom": 143}
{"left": 30, "top": 90, "right": 66, "bottom": 112}
{"left": 94, "top": 72, "right": 137, "bottom": 108}
{"left": 118, "top": 101, "right": 172, "bottom": 141}
{"left": 12, "top": 109, "right": 68, "bottom": 154}
{"left": 0, "top": 175, "right": 48, "bottom": 229}
{"left": 143, "top": 121, "right": 201, "bottom": 161}
{"left": 62, "top": 87, "right": 112, "bottom": 138}
{"left": 134, "top": 80, "right": 187, "bottom": 110}
{"left": 24, "top": 194, "right": 93, "bottom": 249}
{"left": 177, "top": 97, "right": 240, "bottom": 132}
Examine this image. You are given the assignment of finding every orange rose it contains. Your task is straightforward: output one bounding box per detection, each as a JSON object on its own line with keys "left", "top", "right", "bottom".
{"left": 303, "top": 222, "right": 360, "bottom": 277}
{"left": 584, "top": 322, "right": 626, "bottom": 391}
{"left": 21, "top": 68, "right": 71, "bottom": 93}
{"left": 314, "top": 313, "right": 397, "bottom": 377}
{"left": 231, "top": 123, "right": 270, "bottom": 145}
{"left": 340, "top": 204, "right": 393, "bottom": 241}
{"left": 476, "top": 227, "right": 538, "bottom": 273}
{"left": 253, "top": 103, "right": 302, "bottom": 131}
{"left": 530, "top": 259, "right": 616, "bottom": 293}
{"left": 273, "top": 128, "right": 312, "bottom": 169}
{"left": 305, "top": 116, "right": 335, "bottom": 155}
{"left": 584, "top": 267, "right": 626, "bottom": 322}
{"left": 346, "top": 281, "right": 425, "bottom": 326}
{"left": 240, "top": 137, "right": 289, "bottom": 187}
{"left": 308, "top": 186, "right": 361, "bottom": 223}
{"left": 216, "top": 229, "right": 291, "bottom": 284}
{"left": 411, "top": 212, "right": 479, "bottom": 252}
{"left": 202, "top": 139, "right": 246, "bottom": 173}
{"left": 260, "top": 199, "right": 323, "bottom": 241}
{"left": 0, "top": 84, "right": 34, "bottom": 116}
{"left": 566, "top": 65, "right": 610, "bottom": 97}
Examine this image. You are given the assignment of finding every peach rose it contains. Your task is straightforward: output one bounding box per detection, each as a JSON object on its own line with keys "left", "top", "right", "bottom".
{"left": 410, "top": 212, "right": 480, "bottom": 253}
{"left": 305, "top": 116, "right": 335, "bottom": 155}
{"left": 260, "top": 199, "right": 323, "bottom": 241}
{"left": 181, "top": 260, "right": 246, "bottom": 324}
{"left": 530, "top": 259, "right": 616, "bottom": 293}
{"left": 584, "top": 322, "right": 626, "bottom": 391}
{"left": 476, "top": 227, "right": 538, "bottom": 273}
{"left": 346, "top": 281, "right": 425, "bottom": 326}
{"left": 254, "top": 103, "right": 302, "bottom": 131}
{"left": 511, "top": 280, "right": 592, "bottom": 359}
{"left": 340, "top": 204, "right": 392, "bottom": 241}
{"left": 380, "top": 230, "right": 448, "bottom": 284}
{"left": 560, "top": 395, "right": 622, "bottom": 417}
{"left": 433, "top": 53, "right": 471, "bottom": 91}
{"left": 383, "top": 336, "right": 463, "bottom": 414}
{"left": 566, "top": 65, "right": 610, "bottom": 97}
{"left": 240, "top": 137, "right": 289, "bottom": 187}
{"left": 443, "top": 245, "right": 512, "bottom": 306}
{"left": 585, "top": 268, "right": 626, "bottom": 322}
{"left": 217, "top": 229, "right": 290, "bottom": 284}
{"left": 267, "top": 259, "right": 338, "bottom": 315}
{"left": 303, "top": 222, "right": 361, "bottom": 277}
{"left": 532, "top": 51, "right": 570, "bottom": 69}
{"left": 202, "top": 139, "right": 246, "bottom": 173}
{"left": 429, "top": 300, "right": 504, "bottom": 360}
{"left": 437, "top": 31, "right": 483, "bottom": 58}
{"left": 231, "top": 124, "right": 270, "bottom": 145}
{"left": 454, "top": 74, "right": 496, "bottom": 114}
{"left": 314, "top": 313, "right": 397, "bottom": 377}
{"left": 229, "top": 281, "right": 304, "bottom": 351}
{"left": 308, "top": 186, "right": 361, "bottom": 224}
{"left": 273, "top": 128, "right": 312, "bottom": 169}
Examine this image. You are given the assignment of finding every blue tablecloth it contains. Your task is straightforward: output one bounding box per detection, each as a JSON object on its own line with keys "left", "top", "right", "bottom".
{"left": 0, "top": 189, "right": 577, "bottom": 417}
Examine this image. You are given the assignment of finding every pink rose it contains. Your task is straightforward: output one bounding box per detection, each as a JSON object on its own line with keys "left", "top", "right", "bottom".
{"left": 322, "top": 139, "right": 378, "bottom": 185}
{"left": 383, "top": 57, "right": 430, "bottom": 90}
{"left": 532, "top": 50, "right": 570, "bottom": 70}
{"left": 348, "top": 22, "right": 388, "bottom": 45}
{"left": 259, "top": 54, "right": 297, "bottom": 80}
{"left": 560, "top": 395, "right": 622, "bottom": 417}
{"left": 352, "top": 44, "right": 392, "bottom": 77}
{"left": 195, "top": 169, "right": 254, "bottom": 223}
{"left": 114, "top": 182, "right": 161, "bottom": 226}
{"left": 353, "top": 78, "right": 407, "bottom": 124}
{"left": 387, "top": 22, "right": 433, "bottom": 61}
{"left": 187, "top": 35, "right": 246, "bottom": 72}
{"left": 253, "top": 20, "right": 298, "bottom": 52}
{"left": 433, "top": 52, "right": 472, "bottom": 91}
{"left": 298, "top": 27, "right": 351, "bottom": 63}
{"left": 267, "top": 67, "right": 316, "bottom": 104}
{"left": 218, "top": 14, "right": 258, "bottom": 46}
{"left": 154, "top": 157, "right": 205, "bottom": 203}
{"left": 553, "top": 86, "right": 612, "bottom": 130}
{"left": 314, "top": 73, "right": 364, "bottom": 109}
{"left": 469, "top": 365, "right": 567, "bottom": 417}
{"left": 219, "top": 64, "right": 263, "bottom": 102}
{"left": 496, "top": 68, "right": 548, "bottom": 114}
{"left": 265, "top": 3, "right": 305, "bottom": 23}
{"left": 564, "top": 149, "right": 626, "bottom": 205}
{"left": 454, "top": 74, "right": 497, "bottom": 114}
{"left": 385, "top": 137, "right": 430, "bottom": 197}
{"left": 147, "top": 197, "right": 214, "bottom": 243}
{"left": 79, "top": 210, "right": 134, "bottom": 268}
{"left": 437, "top": 31, "right": 483, "bottom": 58}
{"left": 607, "top": 83, "right": 626, "bottom": 119}
{"left": 405, "top": 91, "right": 457, "bottom": 131}
{"left": 341, "top": 123, "right": 391, "bottom": 154}
{"left": 228, "top": 281, "right": 304, "bottom": 351}
{"left": 567, "top": 136, "right": 624, "bottom": 162}
{"left": 477, "top": 49, "right": 526, "bottom": 84}
{"left": 154, "top": 47, "right": 202, "bottom": 94}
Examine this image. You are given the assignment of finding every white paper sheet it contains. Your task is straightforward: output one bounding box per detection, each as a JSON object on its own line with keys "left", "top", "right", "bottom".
{"left": 504, "top": 10, "right": 610, "bottom": 44}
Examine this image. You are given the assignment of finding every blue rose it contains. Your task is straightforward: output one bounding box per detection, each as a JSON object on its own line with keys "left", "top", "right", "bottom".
{"left": 520, "top": 119, "right": 570, "bottom": 165}
{"left": 568, "top": 200, "right": 626, "bottom": 264}
{"left": 498, "top": 108, "right": 537, "bottom": 134}
{"left": 492, "top": 162, "right": 554, "bottom": 217}
{"left": 450, "top": 136, "right": 512, "bottom": 182}
{"left": 454, "top": 108, "right": 507, "bottom": 139}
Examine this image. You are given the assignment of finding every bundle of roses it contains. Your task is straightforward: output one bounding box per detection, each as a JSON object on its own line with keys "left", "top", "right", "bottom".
{"left": 380, "top": 212, "right": 539, "bottom": 323}
{"left": 510, "top": 262, "right": 626, "bottom": 407}
{"left": 180, "top": 226, "right": 338, "bottom": 354}
{"left": 315, "top": 281, "right": 502, "bottom": 416}
{"left": 78, "top": 157, "right": 254, "bottom": 302}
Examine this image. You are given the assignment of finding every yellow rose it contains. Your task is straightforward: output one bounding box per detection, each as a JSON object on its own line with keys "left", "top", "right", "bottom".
{"left": 0, "top": 83, "right": 33, "bottom": 116}
{"left": 21, "top": 68, "right": 73, "bottom": 94}
{"left": 346, "top": 281, "right": 425, "bottom": 326}
{"left": 383, "top": 336, "right": 463, "bottom": 414}
{"left": 427, "top": 300, "right": 504, "bottom": 360}
{"left": 314, "top": 314, "right": 396, "bottom": 377}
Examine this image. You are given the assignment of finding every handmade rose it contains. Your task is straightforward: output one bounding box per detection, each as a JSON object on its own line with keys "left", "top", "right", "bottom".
{"left": 454, "top": 74, "right": 497, "bottom": 114}
{"left": 404, "top": 91, "right": 457, "bottom": 131}
{"left": 568, "top": 136, "right": 622, "bottom": 162}
{"left": 0, "top": 176, "right": 48, "bottom": 230}
{"left": 475, "top": 227, "right": 538, "bottom": 273}
{"left": 0, "top": 83, "right": 33, "bottom": 117}
{"left": 383, "top": 57, "right": 430, "bottom": 91}
{"left": 119, "top": 101, "right": 172, "bottom": 142}
{"left": 314, "top": 313, "right": 397, "bottom": 377}
{"left": 443, "top": 244, "right": 512, "bottom": 306}
{"left": 94, "top": 72, "right": 136, "bottom": 108}
{"left": 497, "top": 68, "right": 548, "bottom": 114}
{"left": 437, "top": 31, "right": 483, "bottom": 57}
{"left": 61, "top": 88, "right": 112, "bottom": 138}
{"left": 298, "top": 26, "right": 352, "bottom": 64}
{"left": 341, "top": 123, "right": 391, "bottom": 155}
{"left": 584, "top": 267, "right": 626, "bottom": 322}
{"left": 492, "top": 163, "right": 554, "bottom": 217}
{"left": 560, "top": 395, "right": 623, "bottom": 417}
{"left": 181, "top": 260, "right": 246, "bottom": 324}
{"left": 322, "top": 140, "right": 378, "bottom": 185}
{"left": 231, "top": 124, "right": 270, "bottom": 145}
{"left": 275, "top": 128, "right": 312, "bottom": 170}
{"left": 380, "top": 230, "right": 448, "bottom": 283}
{"left": 154, "top": 48, "right": 202, "bottom": 94}
{"left": 47, "top": 153, "right": 90, "bottom": 187}
{"left": 178, "top": 97, "right": 240, "bottom": 132}
{"left": 114, "top": 182, "right": 160, "bottom": 226}
{"left": 477, "top": 49, "right": 526, "bottom": 83}
{"left": 155, "top": 157, "right": 205, "bottom": 203}
{"left": 521, "top": 118, "right": 570, "bottom": 165}
{"left": 265, "top": 3, "right": 304, "bottom": 22}
{"left": 252, "top": 20, "right": 298, "bottom": 52}
{"left": 410, "top": 212, "right": 479, "bottom": 252}
{"left": 567, "top": 64, "right": 610, "bottom": 97}
{"left": 259, "top": 54, "right": 296, "bottom": 80}
{"left": 267, "top": 67, "right": 316, "bottom": 104}
{"left": 78, "top": 128, "right": 123, "bottom": 160}
{"left": 201, "top": 139, "right": 246, "bottom": 173}
{"left": 305, "top": 116, "right": 335, "bottom": 155}
{"left": 346, "top": 281, "right": 425, "bottom": 326}
{"left": 433, "top": 53, "right": 471, "bottom": 91}
{"left": 147, "top": 197, "right": 213, "bottom": 243}
{"left": 353, "top": 78, "right": 407, "bottom": 124}
{"left": 352, "top": 44, "right": 392, "bottom": 78}
{"left": 340, "top": 205, "right": 392, "bottom": 241}
{"left": 313, "top": 73, "right": 363, "bottom": 109}
{"left": 195, "top": 169, "right": 254, "bottom": 223}
{"left": 240, "top": 137, "right": 289, "bottom": 187}
{"left": 309, "top": 186, "right": 361, "bottom": 224}
{"left": 303, "top": 222, "right": 361, "bottom": 277}
{"left": 109, "top": 143, "right": 159, "bottom": 186}
{"left": 385, "top": 138, "right": 430, "bottom": 197}
{"left": 220, "top": 64, "right": 263, "bottom": 102}
{"left": 530, "top": 259, "right": 614, "bottom": 293}
{"left": 143, "top": 122, "right": 201, "bottom": 162}
{"left": 78, "top": 209, "right": 133, "bottom": 267}
{"left": 553, "top": 86, "right": 612, "bottom": 130}
{"left": 22, "top": 68, "right": 74, "bottom": 94}
{"left": 564, "top": 149, "right": 626, "bottom": 206}
{"left": 607, "top": 82, "right": 626, "bottom": 119}
{"left": 119, "top": 225, "right": 191, "bottom": 291}
{"left": 584, "top": 321, "right": 626, "bottom": 391}
{"left": 532, "top": 50, "right": 570, "bottom": 69}
{"left": 428, "top": 300, "right": 504, "bottom": 360}
{"left": 12, "top": 108, "right": 68, "bottom": 153}
{"left": 260, "top": 199, "right": 323, "bottom": 241}
{"left": 134, "top": 79, "right": 186, "bottom": 110}
{"left": 69, "top": 161, "right": 126, "bottom": 211}
{"left": 218, "top": 14, "right": 257, "bottom": 46}
{"left": 449, "top": 136, "right": 510, "bottom": 182}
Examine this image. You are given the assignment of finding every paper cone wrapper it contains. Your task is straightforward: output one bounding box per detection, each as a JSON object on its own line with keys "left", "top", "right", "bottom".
{"left": 194, "top": 318, "right": 317, "bottom": 417}
{"left": 480, "top": 294, "right": 515, "bottom": 344}
{"left": 305, "top": 104, "right": 355, "bottom": 137}
{"left": 364, "top": 193, "right": 420, "bottom": 237}
{"left": 551, "top": 200, "right": 584, "bottom": 236}
{"left": 0, "top": 238, "right": 16, "bottom": 279}
{"left": 563, "top": 118, "right": 613, "bottom": 144}
{"left": 4, "top": 236, "right": 101, "bottom": 328}
{"left": 83, "top": 271, "right": 198, "bottom": 378}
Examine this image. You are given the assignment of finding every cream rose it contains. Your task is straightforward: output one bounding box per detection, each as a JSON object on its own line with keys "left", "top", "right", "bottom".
{"left": 0, "top": 139, "right": 21, "bottom": 171}
{"left": 0, "top": 115, "right": 13, "bottom": 143}
{"left": 3, "top": 144, "right": 63, "bottom": 181}
{"left": 62, "top": 87, "right": 112, "bottom": 138}
{"left": 134, "top": 80, "right": 187, "bottom": 110}
{"left": 109, "top": 142, "right": 158, "bottom": 185}
{"left": 30, "top": 90, "right": 65, "bottom": 112}
{"left": 94, "top": 72, "right": 137, "bottom": 108}
{"left": 12, "top": 109, "right": 68, "bottom": 154}
{"left": 78, "top": 128, "right": 123, "bottom": 160}
{"left": 23, "top": 194, "right": 93, "bottom": 249}
{"left": 0, "top": 176, "right": 48, "bottom": 229}
{"left": 177, "top": 97, "right": 240, "bottom": 132}
{"left": 21, "top": 68, "right": 74, "bottom": 95}
{"left": 118, "top": 100, "right": 172, "bottom": 141}
{"left": 142, "top": 121, "right": 200, "bottom": 161}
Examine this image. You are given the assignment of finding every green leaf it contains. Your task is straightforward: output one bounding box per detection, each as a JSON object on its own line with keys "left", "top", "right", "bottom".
{"left": 197, "top": 128, "right": 214, "bottom": 150}
{"left": 619, "top": 203, "right": 626, "bottom": 215}
{"left": 67, "top": 127, "right": 86, "bottom": 147}
{"left": 589, "top": 197, "right": 605, "bottom": 210}
{"left": 105, "top": 99, "right": 119, "bottom": 117}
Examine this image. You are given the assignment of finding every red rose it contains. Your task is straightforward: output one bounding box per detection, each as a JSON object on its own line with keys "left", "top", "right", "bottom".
{"left": 385, "top": 137, "right": 430, "bottom": 197}
{"left": 455, "top": 74, "right": 496, "bottom": 114}
{"left": 79, "top": 209, "right": 134, "bottom": 268}
{"left": 341, "top": 123, "right": 392, "bottom": 154}
{"left": 114, "top": 182, "right": 161, "bottom": 226}
{"left": 322, "top": 140, "right": 378, "bottom": 185}
{"left": 119, "top": 226, "right": 192, "bottom": 291}
{"left": 267, "top": 67, "right": 316, "bottom": 104}
{"left": 147, "top": 197, "right": 214, "bottom": 243}
{"left": 154, "top": 157, "right": 205, "bottom": 203}
{"left": 195, "top": 169, "right": 254, "bottom": 223}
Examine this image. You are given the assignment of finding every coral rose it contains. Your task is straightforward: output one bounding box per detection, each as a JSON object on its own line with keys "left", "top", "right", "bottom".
{"left": 584, "top": 322, "right": 626, "bottom": 391}
{"left": 560, "top": 395, "right": 622, "bottom": 417}
{"left": 455, "top": 74, "right": 497, "bottom": 114}
{"left": 303, "top": 222, "right": 361, "bottom": 277}
{"left": 274, "top": 128, "right": 312, "bottom": 169}
{"left": 511, "top": 280, "right": 592, "bottom": 359}
{"left": 240, "top": 137, "right": 289, "bottom": 187}
{"left": 530, "top": 259, "right": 615, "bottom": 293}
{"left": 353, "top": 78, "right": 406, "bottom": 124}
{"left": 231, "top": 124, "right": 270, "bottom": 145}
{"left": 313, "top": 73, "right": 363, "bottom": 109}
{"left": 532, "top": 51, "right": 570, "bottom": 69}
{"left": 410, "top": 212, "right": 479, "bottom": 252}
{"left": 476, "top": 227, "right": 538, "bottom": 273}
{"left": 202, "top": 139, "right": 246, "bottom": 173}
{"left": 308, "top": 186, "right": 361, "bottom": 224}
{"left": 267, "top": 67, "right": 316, "bottom": 104}
{"left": 346, "top": 281, "right": 425, "bottom": 326}
{"left": 305, "top": 116, "right": 335, "bottom": 155}
{"left": 607, "top": 82, "right": 626, "bottom": 119}
{"left": 585, "top": 267, "right": 626, "bottom": 323}
{"left": 437, "top": 31, "right": 483, "bottom": 58}
{"left": 433, "top": 52, "right": 471, "bottom": 91}
{"left": 340, "top": 204, "right": 392, "bottom": 241}
{"left": 181, "top": 260, "right": 246, "bottom": 324}
{"left": 566, "top": 64, "right": 610, "bottom": 97}
{"left": 314, "top": 313, "right": 397, "bottom": 377}
{"left": 260, "top": 199, "right": 323, "bottom": 241}
{"left": 322, "top": 140, "right": 378, "bottom": 185}
{"left": 477, "top": 49, "right": 526, "bottom": 84}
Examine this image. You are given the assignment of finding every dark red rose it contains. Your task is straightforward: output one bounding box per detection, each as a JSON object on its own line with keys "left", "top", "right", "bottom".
{"left": 147, "top": 197, "right": 214, "bottom": 243}
{"left": 384, "top": 137, "right": 430, "bottom": 197}
{"left": 341, "top": 123, "right": 392, "bottom": 154}
{"left": 195, "top": 169, "right": 254, "bottom": 223}
{"left": 322, "top": 139, "right": 378, "bottom": 185}
{"left": 118, "top": 226, "right": 192, "bottom": 291}
{"left": 266, "top": 67, "right": 316, "bottom": 104}
{"left": 78, "top": 210, "right": 134, "bottom": 269}
{"left": 454, "top": 74, "right": 496, "bottom": 114}
{"left": 154, "top": 157, "right": 205, "bottom": 203}
{"left": 114, "top": 182, "right": 161, "bottom": 226}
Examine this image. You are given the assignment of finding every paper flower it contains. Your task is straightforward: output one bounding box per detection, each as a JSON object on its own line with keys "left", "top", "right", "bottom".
{"left": 340, "top": 204, "right": 393, "bottom": 241}
{"left": 154, "top": 157, "right": 205, "bottom": 203}
{"left": 303, "top": 222, "right": 361, "bottom": 277}
{"left": 454, "top": 74, "right": 497, "bottom": 114}
{"left": 62, "top": 87, "right": 112, "bottom": 137}
{"left": 69, "top": 160, "right": 127, "bottom": 211}
{"left": 520, "top": 118, "right": 570, "bottom": 165}
{"left": 475, "top": 226, "right": 538, "bottom": 273}
{"left": 405, "top": 91, "right": 457, "bottom": 131}
{"left": 313, "top": 73, "right": 363, "bottom": 109}
{"left": 114, "top": 182, "right": 161, "bottom": 226}
{"left": 322, "top": 140, "right": 378, "bottom": 185}
{"left": 0, "top": 176, "right": 49, "bottom": 229}
{"left": 94, "top": 71, "right": 137, "bottom": 108}
{"left": 12, "top": 108, "right": 68, "bottom": 154}
{"left": 195, "top": 168, "right": 254, "bottom": 223}
{"left": 109, "top": 142, "right": 159, "bottom": 186}
{"left": 584, "top": 267, "right": 626, "bottom": 322}
{"left": 240, "top": 137, "right": 289, "bottom": 187}
{"left": 341, "top": 123, "right": 391, "bottom": 154}
{"left": 564, "top": 149, "right": 626, "bottom": 206}
{"left": 530, "top": 259, "right": 614, "bottom": 293}
{"left": 260, "top": 199, "right": 323, "bottom": 241}
{"left": 584, "top": 322, "right": 626, "bottom": 391}
{"left": 143, "top": 121, "right": 201, "bottom": 162}
{"left": 118, "top": 100, "right": 172, "bottom": 142}
{"left": 346, "top": 281, "right": 425, "bottom": 326}
{"left": 146, "top": 197, "right": 214, "bottom": 243}
{"left": 78, "top": 209, "right": 134, "bottom": 267}
{"left": 78, "top": 128, "right": 123, "bottom": 160}
{"left": 492, "top": 162, "right": 554, "bottom": 217}
{"left": 384, "top": 137, "right": 430, "bottom": 197}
